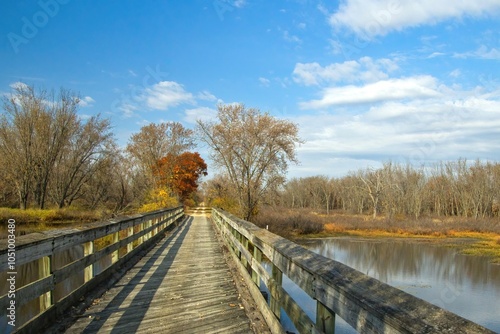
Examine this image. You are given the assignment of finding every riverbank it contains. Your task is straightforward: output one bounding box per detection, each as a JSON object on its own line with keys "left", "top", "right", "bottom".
{"left": 254, "top": 208, "right": 500, "bottom": 264}
{"left": 0, "top": 207, "right": 113, "bottom": 238}
{"left": 298, "top": 215, "right": 500, "bottom": 264}
{"left": 304, "top": 227, "right": 500, "bottom": 264}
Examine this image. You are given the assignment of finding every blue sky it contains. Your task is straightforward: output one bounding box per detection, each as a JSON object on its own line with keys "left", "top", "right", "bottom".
{"left": 1, "top": 0, "right": 500, "bottom": 178}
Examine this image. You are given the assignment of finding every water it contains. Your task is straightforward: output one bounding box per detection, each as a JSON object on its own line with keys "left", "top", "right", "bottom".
{"left": 275, "top": 238, "right": 500, "bottom": 333}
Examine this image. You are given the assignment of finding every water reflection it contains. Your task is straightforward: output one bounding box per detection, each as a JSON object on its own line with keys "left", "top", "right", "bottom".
{"left": 298, "top": 238, "right": 500, "bottom": 333}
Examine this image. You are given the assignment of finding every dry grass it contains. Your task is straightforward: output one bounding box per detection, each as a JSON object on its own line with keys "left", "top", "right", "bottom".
{"left": 297, "top": 209, "right": 500, "bottom": 263}
{"left": 253, "top": 207, "right": 324, "bottom": 238}
{"left": 0, "top": 207, "right": 111, "bottom": 238}
{"left": 254, "top": 207, "right": 500, "bottom": 262}
{"left": 314, "top": 210, "right": 500, "bottom": 237}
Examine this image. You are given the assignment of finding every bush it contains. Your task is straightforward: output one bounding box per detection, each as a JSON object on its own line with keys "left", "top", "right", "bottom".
{"left": 253, "top": 207, "right": 324, "bottom": 238}
{"left": 138, "top": 188, "right": 179, "bottom": 213}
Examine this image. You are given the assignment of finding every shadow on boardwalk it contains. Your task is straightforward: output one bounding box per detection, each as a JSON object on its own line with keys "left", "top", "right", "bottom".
{"left": 81, "top": 217, "right": 193, "bottom": 333}
{"left": 60, "top": 214, "right": 253, "bottom": 333}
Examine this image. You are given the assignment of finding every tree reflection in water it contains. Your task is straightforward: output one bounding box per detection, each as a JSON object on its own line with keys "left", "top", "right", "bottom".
{"left": 300, "top": 238, "right": 500, "bottom": 332}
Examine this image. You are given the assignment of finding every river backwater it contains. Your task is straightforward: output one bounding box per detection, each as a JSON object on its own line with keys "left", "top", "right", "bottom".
{"left": 277, "top": 238, "right": 500, "bottom": 333}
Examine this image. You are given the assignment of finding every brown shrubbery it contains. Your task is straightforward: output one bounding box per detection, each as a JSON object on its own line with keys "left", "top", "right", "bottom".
{"left": 252, "top": 206, "right": 500, "bottom": 239}
{"left": 252, "top": 207, "right": 324, "bottom": 238}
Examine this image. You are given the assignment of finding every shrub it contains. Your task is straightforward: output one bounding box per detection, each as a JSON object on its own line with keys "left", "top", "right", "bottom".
{"left": 253, "top": 207, "right": 324, "bottom": 238}
{"left": 138, "top": 188, "right": 179, "bottom": 213}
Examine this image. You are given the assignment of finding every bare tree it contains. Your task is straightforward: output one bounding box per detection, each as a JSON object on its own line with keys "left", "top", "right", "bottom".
{"left": 0, "top": 85, "right": 82, "bottom": 209}
{"left": 358, "top": 167, "right": 387, "bottom": 219}
{"left": 197, "top": 104, "right": 302, "bottom": 221}
{"left": 50, "top": 116, "right": 113, "bottom": 208}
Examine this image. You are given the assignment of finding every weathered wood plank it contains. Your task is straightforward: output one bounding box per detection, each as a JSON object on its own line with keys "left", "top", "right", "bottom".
{"left": 62, "top": 214, "right": 253, "bottom": 333}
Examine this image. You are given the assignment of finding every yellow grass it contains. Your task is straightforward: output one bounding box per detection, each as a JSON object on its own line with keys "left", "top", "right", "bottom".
{"left": 319, "top": 221, "right": 500, "bottom": 263}
{"left": 0, "top": 207, "right": 110, "bottom": 238}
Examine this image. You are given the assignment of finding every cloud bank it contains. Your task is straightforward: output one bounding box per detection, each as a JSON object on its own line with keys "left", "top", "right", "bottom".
{"left": 329, "top": 1, "right": 500, "bottom": 38}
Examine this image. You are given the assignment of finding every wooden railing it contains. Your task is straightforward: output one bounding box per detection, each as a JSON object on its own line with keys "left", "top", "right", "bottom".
{"left": 0, "top": 206, "right": 184, "bottom": 333}
{"left": 211, "top": 208, "right": 494, "bottom": 334}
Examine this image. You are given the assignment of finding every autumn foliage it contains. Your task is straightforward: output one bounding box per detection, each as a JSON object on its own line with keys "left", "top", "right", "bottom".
{"left": 154, "top": 152, "right": 208, "bottom": 204}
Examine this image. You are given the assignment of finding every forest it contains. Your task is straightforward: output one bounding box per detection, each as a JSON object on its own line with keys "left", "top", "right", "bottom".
{"left": 276, "top": 159, "right": 500, "bottom": 219}
{"left": 0, "top": 85, "right": 206, "bottom": 217}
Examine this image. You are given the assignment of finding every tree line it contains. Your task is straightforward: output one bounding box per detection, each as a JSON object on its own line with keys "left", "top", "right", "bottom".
{"left": 196, "top": 105, "right": 500, "bottom": 222}
{"left": 0, "top": 84, "right": 206, "bottom": 212}
{"left": 277, "top": 160, "right": 500, "bottom": 219}
{"left": 4, "top": 84, "right": 498, "bottom": 223}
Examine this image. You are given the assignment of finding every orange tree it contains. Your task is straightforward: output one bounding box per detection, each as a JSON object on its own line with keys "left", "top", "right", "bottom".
{"left": 155, "top": 152, "right": 208, "bottom": 204}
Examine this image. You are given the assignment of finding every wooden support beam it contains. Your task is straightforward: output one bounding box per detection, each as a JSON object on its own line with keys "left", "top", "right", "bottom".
{"left": 317, "top": 301, "right": 336, "bottom": 334}
{"left": 126, "top": 227, "right": 133, "bottom": 254}
{"left": 111, "top": 232, "right": 119, "bottom": 264}
{"left": 83, "top": 241, "right": 94, "bottom": 282}
{"left": 38, "top": 256, "right": 52, "bottom": 312}
{"left": 252, "top": 246, "right": 262, "bottom": 288}
{"left": 270, "top": 264, "right": 282, "bottom": 320}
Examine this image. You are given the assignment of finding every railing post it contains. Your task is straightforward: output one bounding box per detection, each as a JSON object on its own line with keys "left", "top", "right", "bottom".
{"left": 317, "top": 301, "right": 336, "bottom": 334}
{"left": 270, "top": 264, "right": 282, "bottom": 320}
{"left": 234, "top": 230, "right": 241, "bottom": 256}
{"left": 144, "top": 220, "right": 150, "bottom": 240}
{"left": 139, "top": 221, "right": 145, "bottom": 245}
{"left": 111, "top": 231, "right": 119, "bottom": 264}
{"left": 241, "top": 236, "right": 249, "bottom": 270}
{"left": 127, "top": 227, "right": 133, "bottom": 253}
{"left": 153, "top": 217, "right": 159, "bottom": 235}
{"left": 38, "top": 255, "right": 52, "bottom": 312}
{"left": 252, "top": 247, "right": 262, "bottom": 288}
{"left": 83, "top": 241, "right": 94, "bottom": 282}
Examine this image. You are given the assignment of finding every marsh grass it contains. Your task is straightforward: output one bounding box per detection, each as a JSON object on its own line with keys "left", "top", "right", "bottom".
{"left": 0, "top": 207, "right": 111, "bottom": 238}
{"left": 255, "top": 207, "right": 500, "bottom": 262}
{"left": 253, "top": 207, "right": 324, "bottom": 238}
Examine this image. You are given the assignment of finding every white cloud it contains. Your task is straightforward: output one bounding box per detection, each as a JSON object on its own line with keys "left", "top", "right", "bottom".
{"left": 283, "top": 30, "right": 302, "bottom": 44}
{"left": 9, "top": 81, "right": 29, "bottom": 90}
{"left": 259, "top": 77, "right": 271, "bottom": 87}
{"left": 184, "top": 107, "right": 217, "bottom": 124}
{"left": 78, "top": 96, "right": 95, "bottom": 107}
{"left": 113, "top": 80, "right": 215, "bottom": 118}
{"left": 289, "top": 55, "right": 500, "bottom": 176}
{"left": 289, "top": 89, "right": 500, "bottom": 177}
{"left": 140, "top": 81, "right": 194, "bottom": 110}
{"left": 197, "top": 90, "right": 217, "bottom": 101}
{"left": 329, "top": 1, "right": 500, "bottom": 38}
{"left": 449, "top": 69, "right": 461, "bottom": 78}
{"left": 293, "top": 57, "right": 398, "bottom": 86}
{"left": 118, "top": 102, "right": 139, "bottom": 118}
{"left": 300, "top": 76, "right": 440, "bottom": 109}
{"left": 293, "top": 61, "right": 359, "bottom": 85}
{"left": 427, "top": 52, "right": 446, "bottom": 59}
{"left": 233, "top": 0, "right": 246, "bottom": 8}
{"left": 454, "top": 45, "right": 500, "bottom": 60}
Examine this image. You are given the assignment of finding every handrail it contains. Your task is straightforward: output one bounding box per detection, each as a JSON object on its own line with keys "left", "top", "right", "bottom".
{"left": 211, "top": 208, "right": 494, "bottom": 334}
{"left": 0, "top": 206, "right": 184, "bottom": 333}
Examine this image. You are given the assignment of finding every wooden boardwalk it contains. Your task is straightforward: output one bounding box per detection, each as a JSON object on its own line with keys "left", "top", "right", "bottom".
{"left": 64, "top": 213, "right": 253, "bottom": 333}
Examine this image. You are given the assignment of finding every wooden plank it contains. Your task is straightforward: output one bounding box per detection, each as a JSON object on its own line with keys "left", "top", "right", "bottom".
{"left": 62, "top": 214, "right": 253, "bottom": 333}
